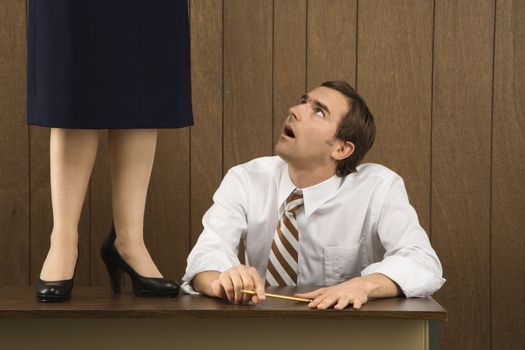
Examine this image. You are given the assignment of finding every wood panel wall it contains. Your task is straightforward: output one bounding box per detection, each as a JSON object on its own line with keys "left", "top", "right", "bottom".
{"left": 0, "top": 1, "right": 523, "bottom": 349}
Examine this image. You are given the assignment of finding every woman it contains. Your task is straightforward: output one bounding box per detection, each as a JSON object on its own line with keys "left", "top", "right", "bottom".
{"left": 28, "top": 0, "right": 192, "bottom": 302}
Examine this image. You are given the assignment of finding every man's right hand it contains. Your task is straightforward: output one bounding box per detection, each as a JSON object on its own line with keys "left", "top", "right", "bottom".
{"left": 194, "top": 266, "right": 266, "bottom": 304}
{"left": 212, "top": 265, "right": 266, "bottom": 304}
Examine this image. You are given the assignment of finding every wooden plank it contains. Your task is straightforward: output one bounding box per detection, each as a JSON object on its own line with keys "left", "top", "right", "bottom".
{"left": 29, "top": 128, "right": 53, "bottom": 286}
{"left": 273, "top": 0, "right": 307, "bottom": 147}
{"left": 358, "top": 0, "right": 433, "bottom": 233}
{"left": 189, "top": 0, "right": 223, "bottom": 247}
{"left": 89, "top": 137, "right": 114, "bottom": 288}
{"left": 307, "top": 0, "right": 357, "bottom": 90}
{"left": 223, "top": 0, "right": 274, "bottom": 171}
{"left": 0, "top": 0, "right": 29, "bottom": 287}
{"left": 432, "top": 0, "right": 494, "bottom": 349}
{"left": 492, "top": 0, "right": 525, "bottom": 348}
{"left": 146, "top": 130, "right": 190, "bottom": 283}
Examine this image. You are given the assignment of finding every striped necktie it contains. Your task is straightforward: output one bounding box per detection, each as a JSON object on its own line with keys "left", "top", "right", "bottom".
{"left": 266, "top": 189, "right": 304, "bottom": 286}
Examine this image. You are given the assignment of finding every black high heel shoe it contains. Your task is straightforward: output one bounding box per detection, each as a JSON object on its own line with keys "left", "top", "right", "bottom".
{"left": 36, "top": 278, "right": 74, "bottom": 302}
{"left": 35, "top": 247, "right": 78, "bottom": 303}
{"left": 100, "top": 225, "right": 179, "bottom": 298}
{"left": 36, "top": 261, "right": 76, "bottom": 303}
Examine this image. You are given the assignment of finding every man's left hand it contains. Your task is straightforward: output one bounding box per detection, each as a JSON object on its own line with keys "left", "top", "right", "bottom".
{"left": 295, "top": 277, "right": 375, "bottom": 310}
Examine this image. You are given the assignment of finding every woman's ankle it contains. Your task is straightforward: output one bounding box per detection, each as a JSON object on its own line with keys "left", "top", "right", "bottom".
{"left": 49, "top": 228, "right": 79, "bottom": 248}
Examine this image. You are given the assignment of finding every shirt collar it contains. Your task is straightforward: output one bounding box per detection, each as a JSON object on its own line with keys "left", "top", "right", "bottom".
{"left": 278, "top": 165, "right": 342, "bottom": 218}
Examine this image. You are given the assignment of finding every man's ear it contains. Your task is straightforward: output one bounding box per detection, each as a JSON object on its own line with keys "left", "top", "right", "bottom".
{"left": 331, "top": 140, "right": 355, "bottom": 161}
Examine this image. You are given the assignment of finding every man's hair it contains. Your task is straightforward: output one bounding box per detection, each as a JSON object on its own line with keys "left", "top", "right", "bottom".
{"left": 321, "top": 80, "right": 376, "bottom": 177}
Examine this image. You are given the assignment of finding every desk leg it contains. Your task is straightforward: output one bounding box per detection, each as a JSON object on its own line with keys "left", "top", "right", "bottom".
{"left": 429, "top": 320, "right": 441, "bottom": 350}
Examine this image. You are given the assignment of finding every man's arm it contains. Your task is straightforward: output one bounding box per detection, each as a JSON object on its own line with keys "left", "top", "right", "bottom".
{"left": 295, "top": 273, "right": 401, "bottom": 310}
{"left": 360, "top": 176, "right": 445, "bottom": 298}
{"left": 181, "top": 169, "right": 249, "bottom": 293}
{"left": 192, "top": 271, "right": 220, "bottom": 296}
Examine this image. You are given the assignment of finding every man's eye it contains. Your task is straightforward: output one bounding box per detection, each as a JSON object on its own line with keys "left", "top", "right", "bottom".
{"left": 314, "top": 108, "right": 325, "bottom": 118}
{"left": 300, "top": 100, "right": 307, "bottom": 104}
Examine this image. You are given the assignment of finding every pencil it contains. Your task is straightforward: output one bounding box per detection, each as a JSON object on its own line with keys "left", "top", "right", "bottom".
{"left": 241, "top": 289, "right": 312, "bottom": 303}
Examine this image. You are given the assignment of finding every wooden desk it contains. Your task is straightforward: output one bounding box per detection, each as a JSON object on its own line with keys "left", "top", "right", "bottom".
{"left": 0, "top": 286, "right": 447, "bottom": 350}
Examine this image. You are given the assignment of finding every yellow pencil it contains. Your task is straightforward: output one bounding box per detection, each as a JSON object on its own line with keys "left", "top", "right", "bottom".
{"left": 241, "top": 289, "right": 312, "bottom": 303}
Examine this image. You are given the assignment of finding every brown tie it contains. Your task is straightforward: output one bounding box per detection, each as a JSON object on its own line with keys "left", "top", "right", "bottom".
{"left": 266, "top": 189, "right": 304, "bottom": 286}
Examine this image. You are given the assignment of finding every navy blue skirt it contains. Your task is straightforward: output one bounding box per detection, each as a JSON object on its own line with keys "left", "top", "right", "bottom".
{"left": 27, "top": 0, "right": 193, "bottom": 129}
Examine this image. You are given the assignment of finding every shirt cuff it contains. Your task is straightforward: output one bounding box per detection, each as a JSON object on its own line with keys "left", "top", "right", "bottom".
{"left": 180, "top": 281, "right": 200, "bottom": 295}
{"left": 361, "top": 255, "right": 446, "bottom": 298}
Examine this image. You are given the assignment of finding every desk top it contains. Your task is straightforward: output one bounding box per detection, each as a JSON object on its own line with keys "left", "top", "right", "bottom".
{"left": 0, "top": 286, "right": 447, "bottom": 320}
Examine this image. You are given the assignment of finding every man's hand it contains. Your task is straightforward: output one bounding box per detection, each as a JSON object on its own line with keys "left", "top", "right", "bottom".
{"left": 295, "top": 273, "right": 401, "bottom": 310}
{"left": 193, "top": 266, "right": 266, "bottom": 305}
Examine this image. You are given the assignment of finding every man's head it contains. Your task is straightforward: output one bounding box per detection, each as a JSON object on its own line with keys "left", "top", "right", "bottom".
{"left": 275, "top": 80, "right": 375, "bottom": 177}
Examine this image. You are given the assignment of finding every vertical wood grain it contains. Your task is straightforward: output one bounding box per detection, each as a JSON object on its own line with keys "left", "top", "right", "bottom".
{"left": 29, "top": 127, "right": 52, "bottom": 285}
{"left": 0, "top": 0, "right": 29, "bottom": 287}
{"left": 273, "top": 0, "right": 307, "bottom": 147}
{"left": 147, "top": 129, "right": 190, "bottom": 281}
{"left": 223, "top": 0, "right": 274, "bottom": 171}
{"left": 307, "top": 0, "right": 357, "bottom": 90}
{"left": 358, "top": 0, "right": 433, "bottom": 233}
{"left": 189, "top": 0, "right": 223, "bottom": 247}
{"left": 89, "top": 137, "right": 113, "bottom": 287}
{"left": 432, "top": 0, "right": 494, "bottom": 349}
{"left": 492, "top": 0, "right": 525, "bottom": 348}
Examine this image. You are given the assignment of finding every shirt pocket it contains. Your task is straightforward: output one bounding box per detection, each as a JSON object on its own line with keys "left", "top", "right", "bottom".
{"left": 324, "top": 245, "right": 361, "bottom": 286}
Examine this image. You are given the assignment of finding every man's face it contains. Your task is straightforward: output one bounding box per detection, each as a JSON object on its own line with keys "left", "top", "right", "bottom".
{"left": 275, "top": 86, "right": 351, "bottom": 171}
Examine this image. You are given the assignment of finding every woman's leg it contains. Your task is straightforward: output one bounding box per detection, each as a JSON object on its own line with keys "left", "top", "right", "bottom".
{"left": 39, "top": 128, "right": 100, "bottom": 281}
{"left": 107, "top": 129, "right": 162, "bottom": 278}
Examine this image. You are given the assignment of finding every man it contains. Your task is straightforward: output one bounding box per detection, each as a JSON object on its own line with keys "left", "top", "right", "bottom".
{"left": 182, "top": 80, "right": 445, "bottom": 310}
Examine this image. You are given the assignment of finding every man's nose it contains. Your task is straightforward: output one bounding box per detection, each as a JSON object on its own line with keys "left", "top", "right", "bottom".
{"left": 288, "top": 105, "right": 301, "bottom": 121}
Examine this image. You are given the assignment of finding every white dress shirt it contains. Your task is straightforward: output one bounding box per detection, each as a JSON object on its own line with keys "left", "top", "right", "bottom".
{"left": 182, "top": 156, "right": 445, "bottom": 297}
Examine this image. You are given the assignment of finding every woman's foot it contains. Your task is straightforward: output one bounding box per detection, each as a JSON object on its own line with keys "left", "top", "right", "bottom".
{"left": 113, "top": 232, "right": 163, "bottom": 278}
{"left": 101, "top": 225, "right": 179, "bottom": 297}
{"left": 37, "top": 230, "right": 78, "bottom": 302}
{"left": 39, "top": 230, "right": 78, "bottom": 281}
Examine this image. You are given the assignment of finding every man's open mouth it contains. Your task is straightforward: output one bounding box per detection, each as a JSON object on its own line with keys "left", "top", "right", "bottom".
{"left": 283, "top": 124, "right": 295, "bottom": 138}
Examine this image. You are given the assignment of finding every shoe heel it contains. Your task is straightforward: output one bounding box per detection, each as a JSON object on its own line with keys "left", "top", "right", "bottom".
{"left": 102, "top": 256, "right": 122, "bottom": 294}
